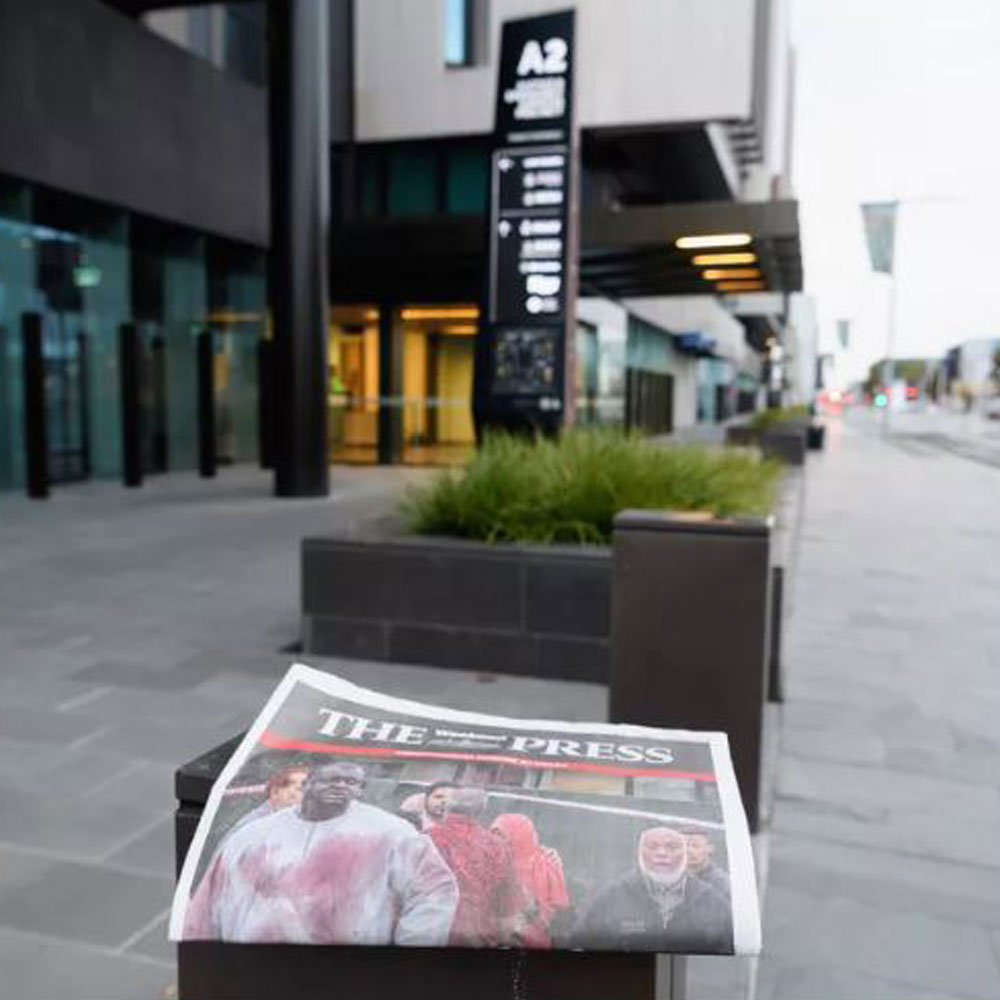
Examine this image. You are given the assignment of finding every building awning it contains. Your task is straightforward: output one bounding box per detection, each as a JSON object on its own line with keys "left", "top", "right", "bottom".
{"left": 580, "top": 199, "right": 802, "bottom": 299}
{"left": 330, "top": 199, "right": 803, "bottom": 305}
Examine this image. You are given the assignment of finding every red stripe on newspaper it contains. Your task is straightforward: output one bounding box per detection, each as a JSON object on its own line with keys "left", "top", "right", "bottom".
{"left": 258, "top": 731, "right": 716, "bottom": 783}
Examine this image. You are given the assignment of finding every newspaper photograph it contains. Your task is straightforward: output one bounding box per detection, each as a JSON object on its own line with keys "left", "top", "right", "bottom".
{"left": 170, "top": 663, "right": 761, "bottom": 956}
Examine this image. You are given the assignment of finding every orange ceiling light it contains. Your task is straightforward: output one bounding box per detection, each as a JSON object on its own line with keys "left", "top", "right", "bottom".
{"left": 716, "top": 280, "right": 766, "bottom": 292}
{"left": 676, "top": 232, "right": 752, "bottom": 250}
{"left": 691, "top": 252, "right": 757, "bottom": 266}
{"left": 441, "top": 324, "right": 478, "bottom": 336}
{"left": 400, "top": 306, "right": 480, "bottom": 321}
{"left": 701, "top": 268, "right": 761, "bottom": 281}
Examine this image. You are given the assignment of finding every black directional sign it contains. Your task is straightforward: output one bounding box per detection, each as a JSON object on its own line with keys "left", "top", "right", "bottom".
{"left": 491, "top": 146, "right": 567, "bottom": 327}
{"left": 476, "top": 9, "right": 576, "bottom": 434}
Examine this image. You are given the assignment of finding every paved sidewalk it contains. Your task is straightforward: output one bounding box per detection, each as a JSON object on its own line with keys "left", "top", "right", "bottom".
{"left": 0, "top": 466, "right": 606, "bottom": 1000}
{"left": 758, "top": 413, "right": 1000, "bottom": 999}
{"left": 5, "top": 419, "right": 1000, "bottom": 999}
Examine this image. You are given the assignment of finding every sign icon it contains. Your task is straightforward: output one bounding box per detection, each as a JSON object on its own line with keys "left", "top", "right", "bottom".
{"left": 498, "top": 220, "right": 512, "bottom": 237}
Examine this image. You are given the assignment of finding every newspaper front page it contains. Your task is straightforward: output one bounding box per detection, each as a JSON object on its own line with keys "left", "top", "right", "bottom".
{"left": 170, "top": 663, "right": 760, "bottom": 955}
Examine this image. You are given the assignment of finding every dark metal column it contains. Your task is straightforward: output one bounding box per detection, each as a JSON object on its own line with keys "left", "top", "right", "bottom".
{"left": 118, "top": 322, "right": 142, "bottom": 489}
{"left": 269, "top": 0, "right": 330, "bottom": 497}
{"left": 256, "top": 338, "right": 274, "bottom": 469}
{"left": 21, "top": 311, "right": 48, "bottom": 500}
{"left": 376, "top": 304, "right": 400, "bottom": 465}
{"left": 197, "top": 330, "right": 216, "bottom": 479}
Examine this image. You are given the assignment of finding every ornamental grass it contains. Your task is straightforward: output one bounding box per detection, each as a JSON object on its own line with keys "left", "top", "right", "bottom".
{"left": 748, "top": 404, "right": 811, "bottom": 432}
{"left": 403, "top": 428, "right": 782, "bottom": 545}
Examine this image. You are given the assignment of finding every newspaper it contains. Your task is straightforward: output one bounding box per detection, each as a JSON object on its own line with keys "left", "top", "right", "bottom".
{"left": 170, "top": 663, "right": 760, "bottom": 955}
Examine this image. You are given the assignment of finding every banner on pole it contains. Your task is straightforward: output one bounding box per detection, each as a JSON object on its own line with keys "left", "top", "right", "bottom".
{"left": 861, "top": 202, "right": 898, "bottom": 275}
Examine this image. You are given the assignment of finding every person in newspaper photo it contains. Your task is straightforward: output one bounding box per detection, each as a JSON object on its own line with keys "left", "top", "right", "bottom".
{"left": 427, "top": 786, "right": 523, "bottom": 947}
{"left": 228, "top": 765, "right": 310, "bottom": 835}
{"left": 680, "top": 826, "right": 731, "bottom": 901}
{"left": 397, "top": 781, "right": 454, "bottom": 831}
{"left": 182, "top": 761, "right": 459, "bottom": 945}
{"left": 490, "top": 813, "right": 570, "bottom": 948}
{"left": 574, "top": 825, "right": 733, "bottom": 953}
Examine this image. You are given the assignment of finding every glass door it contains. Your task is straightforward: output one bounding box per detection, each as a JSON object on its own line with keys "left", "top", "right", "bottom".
{"left": 43, "top": 312, "right": 89, "bottom": 484}
{"left": 138, "top": 322, "right": 169, "bottom": 474}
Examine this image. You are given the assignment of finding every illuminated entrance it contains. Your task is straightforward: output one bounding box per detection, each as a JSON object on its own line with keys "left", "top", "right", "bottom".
{"left": 327, "top": 305, "right": 476, "bottom": 466}
{"left": 400, "top": 305, "right": 476, "bottom": 465}
{"left": 328, "top": 306, "right": 380, "bottom": 463}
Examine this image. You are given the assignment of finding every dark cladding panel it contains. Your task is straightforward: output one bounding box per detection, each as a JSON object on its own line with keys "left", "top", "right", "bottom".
{"left": 328, "top": 0, "right": 355, "bottom": 144}
{"left": 0, "top": 0, "right": 267, "bottom": 246}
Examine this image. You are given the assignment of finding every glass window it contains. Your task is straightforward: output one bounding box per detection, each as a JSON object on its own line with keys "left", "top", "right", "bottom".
{"left": 445, "top": 146, "right": 488, "bottom": 214}
{"left": 444, "top": 0, "right": 473, "bottom": 67}
{"left": 387, "top": 149, "right": 438, "bottom": 218}
{"left": 359, "top": 150, "right": 383, "bottom": 219}
{"left": 224, "top": 3, "right": 267, "bottom": 86}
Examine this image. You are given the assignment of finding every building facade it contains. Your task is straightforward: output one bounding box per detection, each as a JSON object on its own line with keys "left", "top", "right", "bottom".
{"left": 0, "top": 0, "right": 802, "bottom": 493}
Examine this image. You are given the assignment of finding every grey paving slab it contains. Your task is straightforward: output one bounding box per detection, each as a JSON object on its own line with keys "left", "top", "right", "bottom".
{"left": 762, "top": 885, "right": 1000, "bottom": 999}
{"left": 0, "top": 704, "right": 106, "bottom": 746}
{"left": 0, "top": 931, "right": 173, "bottom": 1000}
{"left": 0, "top": 737, "right": 136, "bottom": 798}
{"left": 0, "top": 846, "right": 170, "bottom": 948}
{"left": 123, "top": 912, "right": 174, "bottom": 966}
{"left": 756, "top": 958, "right": 969, "bottom": 1000}
{"left": 0, "top": 773, "right": 175, "bottom": 860}
{"left": 105, "top": 817, "right": 176, "bottom": 879}
{"left": 684, "top": 955, "right": 753, "bottom": 1000}
{"left": 768, "top": 833, "right": 1000, "bottom": 930}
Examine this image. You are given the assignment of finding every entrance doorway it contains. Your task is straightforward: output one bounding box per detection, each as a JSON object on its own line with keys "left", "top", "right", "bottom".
{"left": 137, "top": 322, "right": 168, "bottom": 474}
{"left": 328, "top": 305, "right": 380, "bottom": 464}
{"left": 400, "top": 305, "right": 476, "bottom": 466}
{"left": 42, "top": 312, "right": 89, "bottom": 484}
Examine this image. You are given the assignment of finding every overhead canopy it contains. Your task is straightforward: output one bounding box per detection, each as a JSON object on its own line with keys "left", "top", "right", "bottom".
{"left": 580, "top": 199, "right": 802, "bottom": 299}
{"left": 331, "top": 199, "right": 803, "bottom": 305}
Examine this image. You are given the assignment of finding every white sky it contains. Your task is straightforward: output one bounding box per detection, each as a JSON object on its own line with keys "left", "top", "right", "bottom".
{"left": 790, "top": 0, "right": 1000, "bottom": 385}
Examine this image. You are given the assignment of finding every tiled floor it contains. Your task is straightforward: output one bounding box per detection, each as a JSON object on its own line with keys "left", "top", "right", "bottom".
{"left": 0, "top": 465, "right": 606, "bottom": 999}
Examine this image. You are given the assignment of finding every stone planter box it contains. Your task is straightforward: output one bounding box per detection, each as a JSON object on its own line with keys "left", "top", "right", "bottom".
{"left": 760, "top": 426, "right": 807, "bottom": 465}
{"left": 725, "top": 424, "right": 760, "bottom": 447}
{"left": 302, "top": 536, "right": 611, "bottom": 683}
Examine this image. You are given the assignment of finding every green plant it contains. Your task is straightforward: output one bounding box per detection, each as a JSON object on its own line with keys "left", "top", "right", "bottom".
{"left": 402, "top": 429, "right": 782, "bottom": 545}
{"left": 749, "top": 404, "right": 811, "bottom": 432}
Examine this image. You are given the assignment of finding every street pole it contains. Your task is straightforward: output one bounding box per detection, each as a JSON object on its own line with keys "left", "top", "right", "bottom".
{"left": 882, "top": 269, "right": 898, "bottom": 435}
{"left": 881, "top": 203, "right": 902, "bottom": 436}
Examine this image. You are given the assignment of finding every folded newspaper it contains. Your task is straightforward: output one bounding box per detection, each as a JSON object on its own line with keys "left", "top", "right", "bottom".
{"left": 170, "top": 663, "right": 760, "bottom": 955}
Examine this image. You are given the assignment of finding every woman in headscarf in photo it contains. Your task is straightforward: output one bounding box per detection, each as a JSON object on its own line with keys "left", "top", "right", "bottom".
{"left": 491, "top": 813, "right": 570, "bottom": 948}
